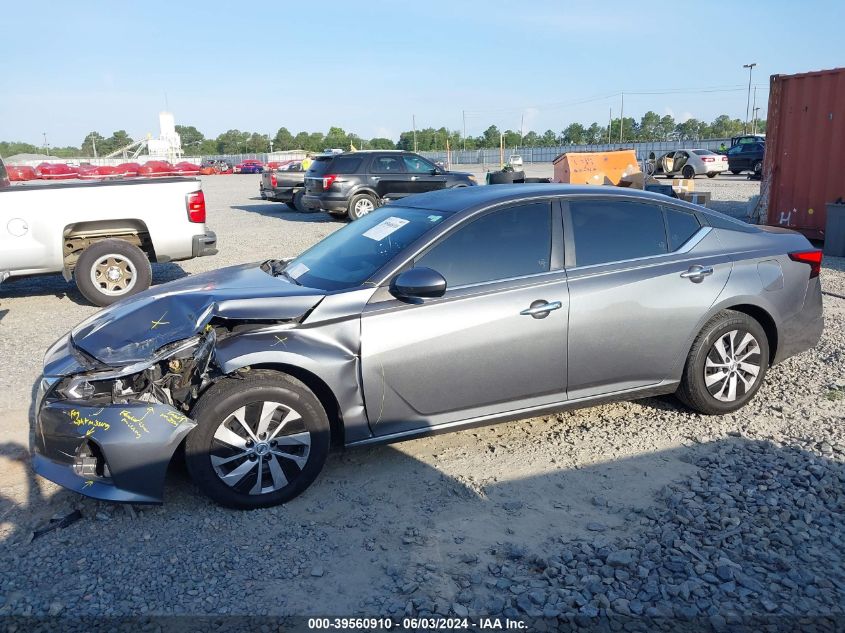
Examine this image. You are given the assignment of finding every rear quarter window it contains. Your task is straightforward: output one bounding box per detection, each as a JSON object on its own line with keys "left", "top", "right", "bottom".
{"left": 665, "top": 208, "right": 701, "bottom": 250}
{"left": 328, "top": 155, "right": 364, "bottom": 174}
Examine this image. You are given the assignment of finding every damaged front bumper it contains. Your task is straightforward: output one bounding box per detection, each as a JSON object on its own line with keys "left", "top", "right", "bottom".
{"left": 33, "top": 395, "right": 196, "bottom": 504}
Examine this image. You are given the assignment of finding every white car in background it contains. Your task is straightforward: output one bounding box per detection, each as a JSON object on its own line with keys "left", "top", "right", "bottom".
{"left": 657, "top": 149, "right": 729, "bottom": 179}
{"left": 508, "top": 154, "right": 523, "bottom": 169}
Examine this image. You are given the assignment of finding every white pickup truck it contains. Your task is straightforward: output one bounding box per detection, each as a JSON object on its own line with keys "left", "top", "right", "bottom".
{"left": 0, "top": 159, "right": 217, "bottom": 306}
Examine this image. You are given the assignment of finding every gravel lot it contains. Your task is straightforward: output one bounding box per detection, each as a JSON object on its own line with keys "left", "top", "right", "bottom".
{"left": 0, "top": 172, "right": 843, "bottom": 629}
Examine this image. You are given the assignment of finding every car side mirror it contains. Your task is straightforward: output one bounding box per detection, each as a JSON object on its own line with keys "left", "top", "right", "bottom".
{"left": 390, "top": 267, "right": 446, "bottom": 300}
{"left": 430, "top": 168, "right": 440, "bottom": 175}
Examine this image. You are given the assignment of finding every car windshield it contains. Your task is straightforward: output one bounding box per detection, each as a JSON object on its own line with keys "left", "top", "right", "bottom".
{"left": 693, "top": 150, "right": 715, "bottom": 155}
{"left": 283, "top": 207, "right": 447, "bottom": 290}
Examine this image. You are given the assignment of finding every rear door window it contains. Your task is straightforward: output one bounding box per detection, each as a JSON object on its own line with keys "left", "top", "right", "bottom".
{"left": 371, "top": 155, "right": 404, "bottom": 173}
{"left": 569, "top": 200, "right": 668, "bottom": 267}
{"left": 307, "top": 157, "right": 333, "bottom": 176}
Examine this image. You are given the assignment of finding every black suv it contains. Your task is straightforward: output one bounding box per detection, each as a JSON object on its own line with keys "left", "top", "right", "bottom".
{"left": 302, "top": 151, "right": 476, "bottom": 220}
{"left": 727, "top": 142, "right": 765, "bottom": 175}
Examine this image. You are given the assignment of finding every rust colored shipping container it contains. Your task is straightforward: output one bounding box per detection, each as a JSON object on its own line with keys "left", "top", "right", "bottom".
{"left": 761, "top": 67, "right": 845, "bottom": 240}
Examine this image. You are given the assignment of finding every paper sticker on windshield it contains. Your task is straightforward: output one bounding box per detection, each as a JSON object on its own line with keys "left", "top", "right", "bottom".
{"left": 285, "top": 262, "right": 309, "bottom": 279}
{"left": 428, "top": 215, "right": 442, "bottom": 222}
{"left": 362, "top": 217, "right": 409, "bottom": 241}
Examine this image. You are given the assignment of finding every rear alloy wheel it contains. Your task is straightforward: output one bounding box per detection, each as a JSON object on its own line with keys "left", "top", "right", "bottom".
{"left": 677, "top": 310, "right": 769, "bottom": 415}
{"left": 186, "top": 370, "right": 330, "bottom": 509}
{"left": 75, "top": 238, "right": 151, "bottom": 306}
{"left": 348, "top": 193, "right": 377, "bottom": 221}
{"left": 682, "top": 165, "right": 696, "bottom": 179}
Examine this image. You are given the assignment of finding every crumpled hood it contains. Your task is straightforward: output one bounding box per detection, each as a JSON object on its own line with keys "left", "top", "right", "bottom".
{"left": 71, "top": 263, "right": 325, "bottom": 365}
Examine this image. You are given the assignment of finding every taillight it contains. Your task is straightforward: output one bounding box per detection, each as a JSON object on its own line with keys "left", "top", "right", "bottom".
{"left": 186, "top": 190, "right": 206, "bottom": 223}
{"left": 270, "top": 174, "right": 277, "bottom": 188}
{"left": 322, "top": 174, "right": 338, "bottom": 189}
{"left": 721, "top": 156, "right": 728, "bottom": 161}
{"left": 789, "top": 250, "right": 823, "bottom": 278}
{"left": 701, "top": 157, "right": 715, "bottom": 162}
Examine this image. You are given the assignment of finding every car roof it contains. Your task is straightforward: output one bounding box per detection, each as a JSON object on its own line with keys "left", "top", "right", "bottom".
{"left": 394, "top": 183, "right": 698, "bottom": 213}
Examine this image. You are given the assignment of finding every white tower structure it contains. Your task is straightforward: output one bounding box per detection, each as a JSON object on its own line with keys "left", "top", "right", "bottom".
{"left": 146, "top": 111, "right": 183, "bottom": 161}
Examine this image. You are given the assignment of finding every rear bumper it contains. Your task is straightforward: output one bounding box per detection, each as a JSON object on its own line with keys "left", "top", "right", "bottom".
{"left": 192, "top": 230, "right": 218, "bottom": 257}
{"left": 264, "top": 187, "right": 296, "bottom": 202}
{"left": 773, "top": 278, "right": 824, "bottom": 364}
{"left": 303, "top": 193, "right": 349, "bottom": 213}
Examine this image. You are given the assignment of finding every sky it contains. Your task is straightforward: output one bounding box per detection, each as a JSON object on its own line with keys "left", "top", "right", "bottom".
{"left": 1, "top": 0, "right": 843, "bottom": 147}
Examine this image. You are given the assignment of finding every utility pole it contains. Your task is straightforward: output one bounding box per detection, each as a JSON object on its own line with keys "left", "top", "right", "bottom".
{"left": 412, "top": 115, "right": 417, "bottom": 153}
{"left": 608, "top": 108, "right": 612, "bottom": 144}
{"left": 92, "top": 134, "right": 97, "bottom": 158}
{"left": 751, "top": 86, "right": 758, "bottom": 135}
{"left": 42, "top": 132, "right": 49, "bottom": 155}
{"left": 462, "top": 110, "right": 466, "bottom": 151}
{"left": 520, "top": 112, "right": 525, "bottom": 148}
{"left": 743, "top": 63, "right": 757, "bottom": 134}
{"left": 620, "top": 92, "right": 624, "bottom": 143}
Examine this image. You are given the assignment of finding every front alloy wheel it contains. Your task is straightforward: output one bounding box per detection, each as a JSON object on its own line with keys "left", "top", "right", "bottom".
{"left": 186, "top": 370, "right": 330, "bottom": 508}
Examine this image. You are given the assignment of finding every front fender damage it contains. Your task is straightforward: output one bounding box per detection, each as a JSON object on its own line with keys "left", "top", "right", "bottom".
{"left": 33, "top": 401, "right": 196, "bottom": 504}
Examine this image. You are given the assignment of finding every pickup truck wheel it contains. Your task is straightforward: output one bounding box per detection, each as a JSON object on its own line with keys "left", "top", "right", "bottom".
{"left": 75, "top": 239, "right": 152, "bottom": 307}
{"left": 348, "top": 193, "right": 377, "bottom": 221}
{"left": 185, "top": 370, "right": 330, "bottom": 509}
{"left": 293, "top": 189, "right": 313, "bottom": 213}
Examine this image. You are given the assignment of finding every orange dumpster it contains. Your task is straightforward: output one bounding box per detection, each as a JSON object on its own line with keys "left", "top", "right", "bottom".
{"left": 552, "top": 149, "right": 641, "bottom": 186}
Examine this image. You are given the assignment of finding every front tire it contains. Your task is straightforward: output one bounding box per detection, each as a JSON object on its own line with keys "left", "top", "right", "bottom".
{"left": 74, "top": 238, "right": 152, "bottom": 307}
{"left": 676, "top": 310, "right": 769, "bottom": 415}
{"left": 682, "top": 165, "right": 696, "bottom": 179}
{"left": 348, "top": 193, "right": 377, "bottom": 221}
{"left": 707, "top": 172, "right": 717, "bottom": 178}
{"left": 186, "top": 370, "right": 330, "bottom": 509}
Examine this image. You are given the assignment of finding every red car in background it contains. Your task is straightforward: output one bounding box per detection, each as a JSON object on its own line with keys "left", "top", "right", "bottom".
{"left": 235, "top": 159, "right": 264, "bottom": 174}
{"left": 7, "top": 165, "right": 37, "bottom": 181}
{"left": 35, "top": 162, "right": 77, "bottom": 180}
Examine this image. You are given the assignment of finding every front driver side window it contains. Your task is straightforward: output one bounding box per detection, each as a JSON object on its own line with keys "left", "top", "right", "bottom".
{"left": 415, "top": 202, "right": 552, "bottom": 287}
{"left": 403, "top": 155, "right": 435, "bottom": 173}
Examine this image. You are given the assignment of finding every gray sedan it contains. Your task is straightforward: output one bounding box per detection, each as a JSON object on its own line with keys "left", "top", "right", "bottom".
{"left": 33, "top": 185, "right": 824, "bottom": 508}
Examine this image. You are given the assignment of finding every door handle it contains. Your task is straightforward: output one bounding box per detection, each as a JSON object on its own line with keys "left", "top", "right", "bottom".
{"left": 520, "top": 300, "right": 562, "bottom": 318}
{"left": 680, "top": 265, "right": 714, "bottom": 282}
{"left": 371, "top": 176, "right": 380, "bottom": 181}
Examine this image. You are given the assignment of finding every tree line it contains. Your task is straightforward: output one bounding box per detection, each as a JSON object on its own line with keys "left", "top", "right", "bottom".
{"left": 0, "top": 112, "right": 766, "bottom": 159}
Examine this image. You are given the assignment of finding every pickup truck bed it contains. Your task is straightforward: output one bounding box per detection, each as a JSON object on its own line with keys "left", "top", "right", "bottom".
{"left": 0, "top": 175, "right": 217, "bottom": 305}
{"left": 259, "top": 163, "right": 308, "bottom": 212}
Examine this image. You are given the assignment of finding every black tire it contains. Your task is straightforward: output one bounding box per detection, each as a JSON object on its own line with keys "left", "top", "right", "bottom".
{"left": 487, "top": 171, "right": 515, "bottom": 185}
{"left": 752, "top": 160, "right": 763, "bottom": 175}
{"left": 707, "top": 173, "right": 717, "bottom": 178}
{"left": 348, "top": 193, "right": 377, "bottom": 221}
{"left": 259, "top": 189, "right": 267, "bottom": 200}
{"left": 730, "top": 169, "right": 742, "bottom": 175}
{"left": 682, "top": 165, "right": 696, "bottom": 179}
{"left": 285, "top": 201, "right": 298, "bottom": 210}
{"left": 676, "top": 310, "right": 769, "bottom": 415}
{"left": 328, "top": 211, "right": 348, "bottom": 220}
{"left": 74, "top": 238, "right": 152, "bottom": 307}
{"left": 185, "top": 370, "right": 330, "bottom": 509}
{"left": 293, "top": 189, "right": 312, "bottom": 213}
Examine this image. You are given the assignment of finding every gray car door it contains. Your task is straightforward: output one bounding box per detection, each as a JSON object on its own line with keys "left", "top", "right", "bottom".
{"left": 563, "top": 198, "right": 732, "bottom": 400}
{"left": 360, "top": 200, "right": 568, "bottom": 437}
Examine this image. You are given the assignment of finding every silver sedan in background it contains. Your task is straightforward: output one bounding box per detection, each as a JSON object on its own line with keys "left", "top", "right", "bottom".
{"left": 654, "top": 149, "right": 730, "bottom": 179}
{"left": 33, "top": 185, "right": 824, "bottom": 508}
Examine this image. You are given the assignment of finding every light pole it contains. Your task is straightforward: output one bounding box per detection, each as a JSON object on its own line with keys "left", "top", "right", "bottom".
{"left": 743, "top": 63, "right": 757, "bottom": 134}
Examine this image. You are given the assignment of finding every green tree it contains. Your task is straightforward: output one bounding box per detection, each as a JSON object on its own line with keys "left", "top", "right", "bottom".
{"left": 175, "top": 125, "right": 205, "bottom": 152}
{"left": 81, "top": 132, "right": 105, "bottom": 156}
{"left": 638, "top": 111, "right": 662, "bottom": 140}
{"left": 480, "top": 125, "right": 500, "bottom": 148}
{"left": 272, "top": 127, "right": 295, "bottom": 151}
{"left": 368, "top": 137, "right": 395, "bottom": 149}
{"left": 675, "top": 118, "right": 704, "bottom": 140}
{"left": 562, "top": 123, "right": 587, "bottom": 144}
{"left": 245, "top": 132, "right": 269, "bottom": 153}
{"left": 99, "top": 130, "right": 133, "bottom": 156}
{"left": 541, "top": 129, "right": 558, "bottom": 146}
{"left": 658, "top": 115, "right": 676, "bottom": 140}
{"left": 215, "top": 129, "right": 250, "bottom": 153}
